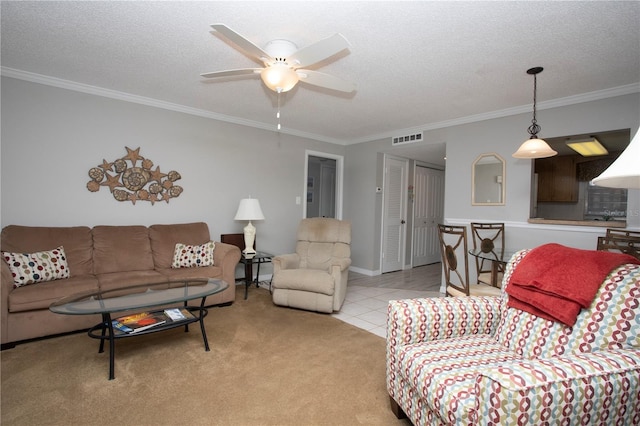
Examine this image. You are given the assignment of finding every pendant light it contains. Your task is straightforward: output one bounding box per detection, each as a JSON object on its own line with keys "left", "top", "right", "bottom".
{"left": 513, "top": 67, "right": 558, "bottom": 159}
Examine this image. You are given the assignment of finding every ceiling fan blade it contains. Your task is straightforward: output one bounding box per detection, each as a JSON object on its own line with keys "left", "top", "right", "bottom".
{"left": 210, "top": 24, "right": 272, "bottom": 63}
{"left": 288, "top": 33, "right": 350, "bottom": 68}
{"left": 200, "top": 68, "right": 261, "bottom": 79}
{"left": 296, "top": 70, "right": 356, "bottom": 93}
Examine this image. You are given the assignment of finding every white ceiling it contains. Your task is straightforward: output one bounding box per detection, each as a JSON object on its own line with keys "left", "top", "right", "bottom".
{"left": 2, "top": 1, "right": 639, "bottom": 166}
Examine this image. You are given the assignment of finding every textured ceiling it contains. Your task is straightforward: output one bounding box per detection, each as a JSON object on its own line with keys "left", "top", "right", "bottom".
{"left": 2, "top": 1, "right": 639, "bottom": 166}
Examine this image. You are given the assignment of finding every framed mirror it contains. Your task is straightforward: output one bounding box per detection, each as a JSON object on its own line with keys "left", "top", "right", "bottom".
{"left": 472, "top": 153, "right": 505, "bottom": 205}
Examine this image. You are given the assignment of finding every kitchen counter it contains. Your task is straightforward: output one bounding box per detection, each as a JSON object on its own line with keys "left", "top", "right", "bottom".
{"left": 528, "top": 218, "right": 627, "bottom": 228}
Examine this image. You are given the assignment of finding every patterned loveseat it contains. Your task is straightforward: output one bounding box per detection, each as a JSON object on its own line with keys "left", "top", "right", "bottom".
{"left": 386, "top": 248, "right": 640, "bottom": 425}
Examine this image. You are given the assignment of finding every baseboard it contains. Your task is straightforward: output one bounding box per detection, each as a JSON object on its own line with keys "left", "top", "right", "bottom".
{"left": 349, "top": 266, "right": 379, "bottom": 276}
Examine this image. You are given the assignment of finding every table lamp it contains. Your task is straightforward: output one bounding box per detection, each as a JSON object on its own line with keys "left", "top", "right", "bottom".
{"left": 234, "top": 198, "right": 265, "bottom": 254}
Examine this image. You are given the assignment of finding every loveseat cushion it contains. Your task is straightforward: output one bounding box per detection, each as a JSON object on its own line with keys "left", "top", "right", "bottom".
{"left": 149, "top": 222, "right": 211, "bottom": 269}
{"left": 396, "top": 335, "right": 523, "bottom": 424}
{"left": 1, "top": 225, "right": 94, "bottom": 276}
{"left": 92, "top": 226, "right": 154, "bottom": 274}
{"left": 496, "top": 260, "right": 640, "bottom": 359}
{"left": 8, "top": 275, "right": 99, "bottom": 312}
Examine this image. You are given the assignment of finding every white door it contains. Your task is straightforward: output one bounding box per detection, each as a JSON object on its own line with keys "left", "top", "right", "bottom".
{"left": 382, "top": 156, "right": 408, "bottom": 273}
{"left": 413, "top": 165, "right": 445, "bottom": 266}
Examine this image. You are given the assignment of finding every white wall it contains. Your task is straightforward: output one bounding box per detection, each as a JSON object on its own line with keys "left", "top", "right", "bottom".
{"left": 444, "top": 94, "right": 640, "bottom": 282}
{"left": 346, "top": 93, "right": 639, "bottom": 276}
{"left": 0, "top": 77, "right": 346, "bottom": 269}
{"left": 3, "top": 77, "right": 639, "bottom": 279}
{"left": 444, "top": 94, "right": 640, "bottom": 226}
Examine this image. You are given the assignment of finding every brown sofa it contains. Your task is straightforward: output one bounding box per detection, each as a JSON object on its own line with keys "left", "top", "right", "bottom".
{"left": 1, "top": 222, "right": 241, "bottom": 346}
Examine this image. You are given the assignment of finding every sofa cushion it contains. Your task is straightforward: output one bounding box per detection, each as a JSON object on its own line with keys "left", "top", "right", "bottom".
{"left": 156, "top": 266, "right": 221, "bottom": 282}
{"left": 92, "top": 226, "right": 154, "bottom": 274}
{"left": 397, "top": 335, "right": 523, "bottom": 424}
{"left": 3, "top": 246, "right": 70, "bottom": 287}
{"left": 149, "top": 222, "right": 211, "bottom": 269}
{"left": 1, "top": 225, "right": 94, "bottom": 276}
{"left": 8, "top": 275, "right": 99, "bottom": 312}
{"left": 96, "top": 270, "right": 167, "bottom": 291}
{"left": 172, "top": 241, "right": 215, "bottom": 268}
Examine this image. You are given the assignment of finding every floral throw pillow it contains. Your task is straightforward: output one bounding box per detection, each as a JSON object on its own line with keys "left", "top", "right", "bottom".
{"left": 2, "top": 246, "right": 70, "bottom": 288}
{"left": 172, "top": 241, "right": 215, "bottom": 268}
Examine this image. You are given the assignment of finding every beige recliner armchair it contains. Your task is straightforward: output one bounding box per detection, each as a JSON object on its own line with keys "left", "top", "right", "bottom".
{"left": 272, "top": 218, "right": 351, "bottom": 313}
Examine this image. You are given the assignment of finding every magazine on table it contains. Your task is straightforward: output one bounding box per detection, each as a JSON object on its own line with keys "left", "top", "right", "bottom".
{"left": 163, "top": 308, "right": 195, "bottom": 322}
{"left": 113, "top": 311, "right": 167, "bottom": 333}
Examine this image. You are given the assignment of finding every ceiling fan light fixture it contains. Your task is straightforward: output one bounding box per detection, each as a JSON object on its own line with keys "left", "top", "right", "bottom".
{"left": 513, "top": 67, "right": 557, "bottom": 159}
{"left": 203, "top": 25, "right": 354, "bottom": 94}
{"left": 260, "top": 63, "right": 299, "bottom": 92}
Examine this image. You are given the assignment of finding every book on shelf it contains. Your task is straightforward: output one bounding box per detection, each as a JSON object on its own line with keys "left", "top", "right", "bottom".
{"left": 113, "top": 311, "right": 167, "bottom": 333}
{"left": 163, "top": 308, "right": 194, "bottom": 322}
{"left": 111, "top": 321, "right": 134, "bottom": 334}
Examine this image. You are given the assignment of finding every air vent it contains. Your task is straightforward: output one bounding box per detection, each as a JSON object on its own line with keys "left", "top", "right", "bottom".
{"left": 392, "top": 132, "right": 423, "bottom": 146}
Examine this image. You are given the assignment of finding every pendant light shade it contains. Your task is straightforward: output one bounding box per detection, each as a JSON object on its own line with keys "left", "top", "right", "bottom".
{"left": 513, "top": 138, "right": 558, "bottom": 159}
{"left": 513, "top": 67, "right": 558, "bottom": 159}
{"left": 592, "top": 130, "right": 640, "bottom": 189}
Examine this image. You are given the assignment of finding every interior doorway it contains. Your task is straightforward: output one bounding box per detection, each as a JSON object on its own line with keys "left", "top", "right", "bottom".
{"left": 381, "top": 155, "right": 409, "bottom": 273}
{"left": 412, "top": 165, "right": 445, "bottom": 267}
{"left": 304, "top": 151, "right": 343, "bottom": 219}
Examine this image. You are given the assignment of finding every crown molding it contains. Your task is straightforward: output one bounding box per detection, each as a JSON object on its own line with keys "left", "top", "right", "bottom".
{"left": 347, "top": 83, "right": 640, "bottom": 145}
{"left": 0, "top": 67, "right": 345, "bottom": 145}
{"left": 3, "top": 66, "right": 637, "bottom": 147}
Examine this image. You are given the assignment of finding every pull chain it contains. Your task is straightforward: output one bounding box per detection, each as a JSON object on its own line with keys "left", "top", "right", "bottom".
{"left": 276, "top": 88, "right": 282, "bottom": 131}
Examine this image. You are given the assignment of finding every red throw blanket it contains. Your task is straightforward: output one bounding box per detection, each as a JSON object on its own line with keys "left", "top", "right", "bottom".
{"left": 506, "top": 243, "right": 639, "bottom": 326}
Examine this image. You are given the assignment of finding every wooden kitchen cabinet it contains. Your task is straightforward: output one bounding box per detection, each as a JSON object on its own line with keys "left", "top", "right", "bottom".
{"left": 535, "top": 155, "right": 578, "bottom": 202}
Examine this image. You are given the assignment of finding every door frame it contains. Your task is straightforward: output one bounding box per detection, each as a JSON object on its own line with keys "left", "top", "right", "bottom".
{"left": 303, "top": 150, "right": 344, "bottom": 219}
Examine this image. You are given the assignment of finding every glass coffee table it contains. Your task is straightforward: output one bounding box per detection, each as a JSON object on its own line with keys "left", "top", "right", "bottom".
{"left": 50, "top": 279, "right": 227, "bottom": 380}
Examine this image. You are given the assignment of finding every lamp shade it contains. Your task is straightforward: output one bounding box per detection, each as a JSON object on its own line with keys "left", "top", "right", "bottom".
{"left": 512, "top": 138, "right": 558, "bottom": 159}
{"left": 234, "top": 198, "right": 265, "bottom": 221}
{"left": 592, "top": 130, "right": 640, "bottom": 189}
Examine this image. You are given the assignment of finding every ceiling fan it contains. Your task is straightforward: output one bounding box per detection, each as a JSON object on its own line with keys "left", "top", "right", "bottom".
{"left": 201, "top": 24, "right": 356, "bottom": 94}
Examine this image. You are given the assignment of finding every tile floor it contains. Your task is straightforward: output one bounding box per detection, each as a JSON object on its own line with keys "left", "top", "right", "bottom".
{"left": 332, "top": 285, "right": 443, "bottom": 338}
{"left": 260, "top": 263, "right": 444, "bottom": 338}
{"left": 332, "top": 265, "right": 444, "bottom": 338}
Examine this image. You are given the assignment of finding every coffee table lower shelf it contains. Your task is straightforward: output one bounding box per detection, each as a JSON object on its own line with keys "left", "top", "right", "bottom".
{"left": 89, "top": 305, "right": 210, "bottom": 380}
{"left": 49, "top": 279, "right": 228, "bottom": 380}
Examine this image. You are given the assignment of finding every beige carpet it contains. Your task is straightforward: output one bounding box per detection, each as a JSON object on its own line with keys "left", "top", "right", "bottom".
{"left": 1, "top": 286, "right": 411, "bottom": 425}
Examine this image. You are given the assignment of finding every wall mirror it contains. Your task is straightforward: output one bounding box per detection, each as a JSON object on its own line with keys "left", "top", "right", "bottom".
{"left": 472, "top": 153, "right": 505, "bottom": 205}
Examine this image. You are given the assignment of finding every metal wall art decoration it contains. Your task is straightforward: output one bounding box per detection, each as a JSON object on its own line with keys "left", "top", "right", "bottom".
{"left": 87, "top": 147, "right": 183, "bottom": 204}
